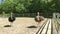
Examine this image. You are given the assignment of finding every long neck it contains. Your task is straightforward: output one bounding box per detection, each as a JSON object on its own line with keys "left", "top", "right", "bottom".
{"left": 11, "top": 12, "right": 13, "bottom": 18}
{"left": 37, "top": 12, "right": 39, "bottom": 16}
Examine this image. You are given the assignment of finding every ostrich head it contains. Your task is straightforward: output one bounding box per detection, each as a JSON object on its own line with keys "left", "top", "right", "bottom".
{"left": 37, "top": 12, "right": 39, "bottom": 16}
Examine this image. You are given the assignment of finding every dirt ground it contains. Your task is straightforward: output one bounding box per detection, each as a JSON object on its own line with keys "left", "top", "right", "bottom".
{"left": 0, "top": 17, "right": 47, "bottom": 34}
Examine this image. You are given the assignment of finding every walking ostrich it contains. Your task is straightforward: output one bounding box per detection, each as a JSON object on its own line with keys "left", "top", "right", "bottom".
{"left": 4, "top": 12, "right": 16, "bottom": 27}
{"left": 8, "top": 12, "right": 15, "bottom": 27}
{"left": 35, "top": 12, "right": 44, "bottom": 23}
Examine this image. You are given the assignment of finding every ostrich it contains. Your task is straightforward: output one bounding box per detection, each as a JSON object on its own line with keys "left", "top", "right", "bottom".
{"left": 35, "top": 12, "right": 44, "bottom": 23}
{"left": 8, "top": 12, "right": 15, "bottom": 27}
{"left": 4, "top": 12, "right": 15, "bottom": 27}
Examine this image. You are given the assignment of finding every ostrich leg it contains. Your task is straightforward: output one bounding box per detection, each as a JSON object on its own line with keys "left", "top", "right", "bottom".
{"left": 10, "top": 22, "right": 13, "bottom": 27}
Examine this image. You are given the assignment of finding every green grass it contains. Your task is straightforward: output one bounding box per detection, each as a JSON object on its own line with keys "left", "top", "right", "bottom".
{"left": 57, "top": 18, "right": 60, "bottom": 21}
{"left": 57, "top": 18, "right": 60, "bottom": 30}
{"left": 57, "top": 18, "right": 60, "bottom": 22}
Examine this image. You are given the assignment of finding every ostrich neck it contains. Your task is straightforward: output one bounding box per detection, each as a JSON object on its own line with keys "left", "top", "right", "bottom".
{"left": 37, "top": 12, "right": 39, "bottom": 16}
{"left": 11, "top": 12, "right": 13, "bottom": 18}
{"left": 38, "top": 14, "right": 39, "bottom": 16}
{"left": 11, "top": 15, "right": 12, "bottom": 18}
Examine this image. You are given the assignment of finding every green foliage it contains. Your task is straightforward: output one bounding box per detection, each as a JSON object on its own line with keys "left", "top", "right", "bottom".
{"left": 0, "top": 0, "right": 32, "bottom": 13}
{"left": 0, "top": 0, "right": 60, "bottom": 14}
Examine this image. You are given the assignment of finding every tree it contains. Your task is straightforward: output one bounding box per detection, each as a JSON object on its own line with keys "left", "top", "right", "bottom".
{"left": 0, "top": 0, "right": 32, "bottom": 13}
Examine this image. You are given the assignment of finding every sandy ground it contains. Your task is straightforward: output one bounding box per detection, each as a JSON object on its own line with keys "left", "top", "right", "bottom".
{"left": 0, "top": 17, "right": 47, "bottom": 34}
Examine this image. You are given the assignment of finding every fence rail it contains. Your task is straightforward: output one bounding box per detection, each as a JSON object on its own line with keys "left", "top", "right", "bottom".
{"left": 0, "top": 13, "right": 52, "bottom": 18}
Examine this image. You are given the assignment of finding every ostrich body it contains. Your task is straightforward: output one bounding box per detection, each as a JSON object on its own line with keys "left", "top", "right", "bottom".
{"left": 8, "top": 16, "right": 15, "bottom": 22}
{"left": 35, "top": 12, "right": 44, "bottom": 22}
